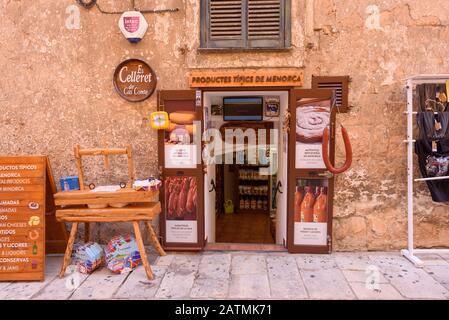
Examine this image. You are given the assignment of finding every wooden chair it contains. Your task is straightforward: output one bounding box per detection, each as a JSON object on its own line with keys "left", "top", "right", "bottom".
{"left": 74, "top": 144, "right": 135, "bottom": 242}
{"left": 55, "top": 145, "right": 165, "bottom": 280}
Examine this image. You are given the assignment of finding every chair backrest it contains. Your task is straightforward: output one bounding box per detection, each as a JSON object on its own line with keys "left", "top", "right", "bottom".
{"left": 74, "top": 144, "right": 135, "bottom": 190}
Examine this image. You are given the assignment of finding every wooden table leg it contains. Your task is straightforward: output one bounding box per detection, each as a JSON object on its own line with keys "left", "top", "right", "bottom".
{"left": 145, "top": 221, "right": 166, "bottom": 256}
{"left": 84, "top": 222, "right": 90, "bottom": 243}
{"left": 133, "top": 221, "right": 154, "bottom": 280}
{"left": 59, "top": 222, "right": 78, "bottom": 278}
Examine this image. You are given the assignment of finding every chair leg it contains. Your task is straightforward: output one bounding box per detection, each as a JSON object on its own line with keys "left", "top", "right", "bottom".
{"left": 145, "top": 221, "right": 166, "bottom": 256}
{"left": 133, "top": 221, "right": 154, "bottom": 280}
{"left": 84, "top": 222, "right": 90, "bottom": 243}
{"left": 59, "top": 222, "right": 78, "bottom": 278}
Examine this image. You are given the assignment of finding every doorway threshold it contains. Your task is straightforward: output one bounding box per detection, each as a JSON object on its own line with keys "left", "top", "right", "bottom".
{"left": 204, "top": 243, "right": 287, "bottom": 252}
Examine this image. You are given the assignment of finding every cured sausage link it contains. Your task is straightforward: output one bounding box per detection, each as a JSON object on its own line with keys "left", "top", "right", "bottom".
{"left": 322, "top": 125, "right": 352, "bottom": 174}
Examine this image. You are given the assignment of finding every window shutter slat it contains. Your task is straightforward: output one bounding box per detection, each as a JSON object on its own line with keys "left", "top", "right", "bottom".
{"left": 312, "top": 76, "right": 350, "bottom": 113}
{"left": 209, "top": 0, "right": 243, "bottom": 40}
{"left": 248, "top": 0, "right": 281, "bottom": 40}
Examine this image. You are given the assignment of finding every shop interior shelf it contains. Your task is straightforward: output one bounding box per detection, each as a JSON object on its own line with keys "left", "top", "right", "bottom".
{"left": 238, "top": 179, "right": 270, "bottom": 183}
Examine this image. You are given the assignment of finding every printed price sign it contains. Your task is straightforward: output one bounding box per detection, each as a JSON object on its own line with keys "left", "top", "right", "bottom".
{"left": 0, "top": 156, "right": 46, "bottom": 281}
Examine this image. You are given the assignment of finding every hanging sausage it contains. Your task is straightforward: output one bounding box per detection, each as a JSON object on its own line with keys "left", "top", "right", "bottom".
{"left": 322, "top": 125, "right": 352, "bottom": 174}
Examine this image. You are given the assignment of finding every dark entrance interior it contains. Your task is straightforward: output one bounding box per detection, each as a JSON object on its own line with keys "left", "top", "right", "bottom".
{"left": 214, "top": 122, "right": 276, "bottom": 244}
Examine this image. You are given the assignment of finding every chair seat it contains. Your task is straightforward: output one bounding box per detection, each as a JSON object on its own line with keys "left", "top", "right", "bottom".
{"left": 56, "top": 202, "right": 161, "bottom": 222}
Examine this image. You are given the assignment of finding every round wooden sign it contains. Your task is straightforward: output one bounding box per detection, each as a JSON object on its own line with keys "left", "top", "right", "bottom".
{"left": 113, "top": 59, "right": 157, "bottom": 102}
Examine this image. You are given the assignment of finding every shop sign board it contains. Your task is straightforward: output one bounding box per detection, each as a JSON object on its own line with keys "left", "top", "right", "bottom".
{"left": 0, "top": 156, "right": 46, "bottom": 281}
{"left": 188, "top": 68, "right": 304, "bottom": 88}
{"left": 113, "top": 59, "right": 157, "bottom": 102}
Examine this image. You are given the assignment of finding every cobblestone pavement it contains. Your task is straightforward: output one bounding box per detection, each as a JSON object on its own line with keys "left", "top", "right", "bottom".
{"left": 1, "top": 251, "right": 449, "bottom": 300}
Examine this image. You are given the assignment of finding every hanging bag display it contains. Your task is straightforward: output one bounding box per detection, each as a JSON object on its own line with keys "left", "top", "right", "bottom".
{"left": 416, "top": 112, "right": 449, "bottom": 140}
{"left": 415, "top": 83, "right": 449, "bottom": 202}
{"left": 425, "top": 155, "right": 449, "bottom": 177}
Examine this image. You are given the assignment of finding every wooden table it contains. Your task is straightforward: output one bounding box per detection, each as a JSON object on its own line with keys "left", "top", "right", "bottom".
{"left": 54, "top": 188, "right": 165, "bottom": 280}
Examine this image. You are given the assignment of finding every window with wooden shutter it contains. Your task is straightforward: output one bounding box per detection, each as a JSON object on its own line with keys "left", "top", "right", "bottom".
{"left": 312, "top": 76, "right": 351, "bottom": 113}
{"left": 200, "top": 0, "right": 291, "bottom": 50}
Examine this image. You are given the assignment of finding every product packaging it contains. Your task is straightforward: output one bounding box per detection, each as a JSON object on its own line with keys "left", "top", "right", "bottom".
{"left": 72, "top": 242, "right": 105, "bottom": 274}
{"left": 60, "top": 176, "right": 80, "bottom": 191}
{"left": 105, "top": 235, "right": 141, "bottom": 274}
{"left": 132, "top": 178, "right": 162, "bottom": 191}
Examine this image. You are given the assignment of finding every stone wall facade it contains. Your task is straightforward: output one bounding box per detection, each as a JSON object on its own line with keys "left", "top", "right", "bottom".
{"left": 1, "top": 0, "right": 449, "bottom": 251}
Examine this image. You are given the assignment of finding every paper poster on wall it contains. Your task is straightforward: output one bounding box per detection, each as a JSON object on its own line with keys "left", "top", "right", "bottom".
{"left": 293, "top": 178, "right": 329, "bottom": 246}
{"left": 165, "top": 176, "right": 198, "bottom": 243}
{"left": 164, "top": 109, "right": 198, "bottom": 169}
{"left": 295, "top": 98, "right": 331, "bottom": 169}
{"left": 165, "top": 145, "right": 197, "bottom": 168}
{"left": 166, "top": 221, "right": 198, "bottom": 243}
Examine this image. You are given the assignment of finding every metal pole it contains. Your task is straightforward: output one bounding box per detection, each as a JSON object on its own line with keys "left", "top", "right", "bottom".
{"left": 406, "top": 79, "right": 414, "bottom": 257}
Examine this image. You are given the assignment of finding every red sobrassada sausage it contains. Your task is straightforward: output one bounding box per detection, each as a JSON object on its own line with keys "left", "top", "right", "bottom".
{"left": 322, "top": 125, "right": 352, "bottom": 174}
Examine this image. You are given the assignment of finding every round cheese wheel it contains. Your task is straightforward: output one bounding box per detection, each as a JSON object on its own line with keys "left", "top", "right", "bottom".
{"left": 169, "top": 111, "right": 195, "bottom": 125}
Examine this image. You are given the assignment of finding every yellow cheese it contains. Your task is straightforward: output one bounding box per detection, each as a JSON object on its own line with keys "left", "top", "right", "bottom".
{"left": 169, "top": 111, "right": 195, "bottom": 125}
{"left": 167, "top": 123, "right": 194, "bottom": 135}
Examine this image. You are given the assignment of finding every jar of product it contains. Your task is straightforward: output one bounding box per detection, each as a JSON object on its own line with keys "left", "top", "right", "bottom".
{"left": 263, "top": 199, "right": 268, "bottom": 210}
{"left": 245, "top": 197, "right": 250, "bottom": 209}
{"left": 257, "top": 197, "right": 263, "bottom": 210}
{"left": 240, "top": 198, "right": 245, "bottom": 209}
{"left": 251, "top": 197, "right": 257, "bottom": 210}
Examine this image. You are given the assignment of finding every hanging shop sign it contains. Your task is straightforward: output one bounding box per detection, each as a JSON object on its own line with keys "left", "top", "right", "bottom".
{"left": 113, "top": 59, "right": 157, "bottom": 102}
{"left": 0, "top": 156, "right": 46, "bottom": 281}
{"left": 188, "top": 68, "right": 304, "bottom": 88}
{"left": 118, "top": 11, "right": 148, "bottom": 44}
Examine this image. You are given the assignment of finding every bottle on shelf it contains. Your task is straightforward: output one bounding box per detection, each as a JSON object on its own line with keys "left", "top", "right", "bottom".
{"left": 313, "top": 187, "right": 328, "bottom": 223}
{"left": 245, "top": 197, "right": 250, "bottom": 209}
{"left": 240, "top": 197, "right": 245, "bottom": 209}
{"left": 315, "top": 186, "right": 321, "bottom": 197}
{"left": 251, "top": 197, "right": 257, "bottom": 210}
{"left": 263, "top": 198, "right": 268, "bottom": 210}
{"left": 300, "top": 186, "right": 315, "bottom": 223}
{"left": 257, "top": 197, "right": 263, "bottom": 210}
{"left": 294, "top": 186, "right": 304, "bottom": 223}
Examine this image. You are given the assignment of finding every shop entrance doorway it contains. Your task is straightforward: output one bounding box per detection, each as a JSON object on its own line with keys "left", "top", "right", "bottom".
{"left": 157, "top": 88, "right": 336, "bottom": 253}
{"left": 202, "top": 90, "right": 289, "bottom": 249}
{"left": 214, "top": 123, "right": 275, "bottom": 245}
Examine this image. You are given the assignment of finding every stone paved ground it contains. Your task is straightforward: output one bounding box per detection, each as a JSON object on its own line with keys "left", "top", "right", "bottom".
{"left": 1, "top": 251, "right": 449, "bottom": 300}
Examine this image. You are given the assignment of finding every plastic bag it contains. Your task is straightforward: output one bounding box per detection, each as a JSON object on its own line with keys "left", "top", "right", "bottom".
{"left": 105, "top": 235, "right": 141, "bottom": 274}
{"left": 426, "top": 155, "right": 449, "bottom": 177}
{"left": 72, "top": 242, "right": 104, "bottom": 274}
